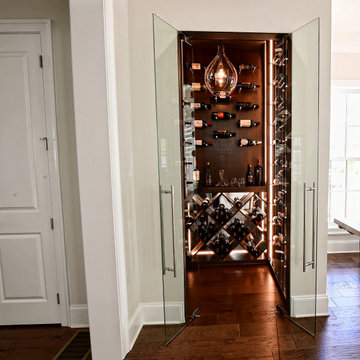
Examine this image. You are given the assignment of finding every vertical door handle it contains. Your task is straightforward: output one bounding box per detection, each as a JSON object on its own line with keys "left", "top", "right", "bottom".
{"left": 303, "top": 182, "right": 316, "bottom": 272}
{"left": 160, "top": 185, "right": 177, "bottom": 278}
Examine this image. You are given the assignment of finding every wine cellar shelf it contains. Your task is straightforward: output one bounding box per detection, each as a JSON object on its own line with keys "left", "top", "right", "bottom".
{"left": 180, "top": 31, "right": 291, "bottom": 307}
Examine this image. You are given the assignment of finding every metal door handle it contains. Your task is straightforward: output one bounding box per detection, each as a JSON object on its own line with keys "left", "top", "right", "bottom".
{"left": 160, "top": 185, "right": 177, "bottom": 278}
{"left": 303, "top": 182, "right": 316, "bottom": 272}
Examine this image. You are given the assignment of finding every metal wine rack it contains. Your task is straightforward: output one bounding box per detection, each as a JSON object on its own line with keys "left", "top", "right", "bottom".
{"left": 185, "top": 191, "right": 268, "bottom": 260}
{"left": 271, "top": 35, "right": 291, "bottom": 298}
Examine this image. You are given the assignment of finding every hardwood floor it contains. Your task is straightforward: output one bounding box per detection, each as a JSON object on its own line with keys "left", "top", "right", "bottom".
{"left": 0, "top": 325, "right": 80, "bottom": 360}
{"left": 126, "top": 253, "right": 360, "bottom": 360}
{"left": 0, "top": 254, "right": 358, "bottom": 359}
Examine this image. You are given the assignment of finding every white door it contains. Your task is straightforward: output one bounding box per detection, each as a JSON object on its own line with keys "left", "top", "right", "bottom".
{"left": 0, "top": 33, "right": 60, "bottom": 324}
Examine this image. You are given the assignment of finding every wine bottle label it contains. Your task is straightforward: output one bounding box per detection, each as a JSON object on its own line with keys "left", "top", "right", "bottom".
{"left": 217, "top": 112, "right": 224, "bottom": 119}
{"left": 239, "top": 120, "right": 252, "bottom": 127}
{"left": 191, "top": 63, "right": 202, "bottom": 70}
{"left": 191, "top": 103, "right": 201, "bottom": 109}
{"left": 193, "top": 120, "right": 203, "bottom": 127}
{"left": 195, "top": 140, "right": 202, "bottom": 146}
{"left": 240, "top": 139, "right": 249, "bottom": 146}
{"left": 192, "top": 82, "right": 201, "bottom": 91}
{"left": 193, "top": 170, "right": 200, "bottom": 181}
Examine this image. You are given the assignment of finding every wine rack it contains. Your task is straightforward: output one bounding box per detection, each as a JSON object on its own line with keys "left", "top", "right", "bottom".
{"left": 185, "top": 191, "right": 268, "bottom": 260}
{"left": 271, "top": 35, "right": 291, "bottom": 299}
{"left": 180, "top": 33, "right": 269, "bottom": 263}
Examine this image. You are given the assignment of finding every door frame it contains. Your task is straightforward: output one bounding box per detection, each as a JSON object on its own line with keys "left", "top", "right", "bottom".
{"left": 0, "top": 20, "right": 70, "bottom": 326}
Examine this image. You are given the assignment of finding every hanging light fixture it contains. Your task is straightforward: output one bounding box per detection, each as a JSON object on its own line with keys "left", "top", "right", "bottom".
{"left": 204, "top": 43, "right": 238, "bottom": 100}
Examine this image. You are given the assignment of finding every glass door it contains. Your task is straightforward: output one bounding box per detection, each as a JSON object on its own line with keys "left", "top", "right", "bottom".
{"left": 153, "top": 14, "right": 199, "bottom": 345}
{"left": 277, "top": 18, "right": 320, "bottom": 336}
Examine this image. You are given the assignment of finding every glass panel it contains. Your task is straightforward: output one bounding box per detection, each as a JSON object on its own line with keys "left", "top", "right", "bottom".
{"left": 329, "top": 160, "right": 346, "bottom": 191}
{"left": 346, "top": 192, "right": 360, "bottom": 221}
{"left": 347, "top": 93, "right": 360, "bottom": 125}
{"left": 153, "top": 14, "right": 199, "bottom": 344}
{"left": 329, "top": 191, "right": 345, "bottom": 222}
{"left": 346, "top": 127, "right": 360, "bottom": 157}
{"left": 348, "top": 161, "right": 360, "bottom": 190}
{"left": 288, "top": 18, "right": 319, "bottom": 337}
{"left": 331, "top": 92, "right": 346, "bottom": 127}
{"left": 329, "top": 126, "right": 345, "bottom": 158}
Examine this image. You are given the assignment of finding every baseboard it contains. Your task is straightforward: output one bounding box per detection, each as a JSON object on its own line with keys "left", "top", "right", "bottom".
{"left": 128, "top": 304, "right": 143, "bottom": 350}
{"left": 141, "top": 301, "right": 184, "bottom": 325}
{"left": 291, "top": 294, "right": 329, "bottom": 318}
{"left": 328, "top": 238, "right": 360, "bottom": 254}
{"left": 69, "top": 304, "right": 89, "bottom": 328}
{"left": 127, "top": 301, "right": 184, "bottom": 353}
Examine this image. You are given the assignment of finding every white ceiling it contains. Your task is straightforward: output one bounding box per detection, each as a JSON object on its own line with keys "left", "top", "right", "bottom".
{"left": 332, "top": 0, "right": 360, "bottom": 53}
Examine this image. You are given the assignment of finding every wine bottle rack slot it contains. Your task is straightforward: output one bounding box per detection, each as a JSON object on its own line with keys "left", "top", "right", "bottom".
{"left": 186, "top": 192, "right": 267, "bottom": 260}
{"left": 271, "top": 35, "right": 291, "bottom": 300}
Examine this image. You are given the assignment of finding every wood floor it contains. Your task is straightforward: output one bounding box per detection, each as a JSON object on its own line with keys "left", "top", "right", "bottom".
{"left": 0, "top": 254, "right": 358, "bottom": 359}
{"left": 0, "top": 325, "right": 80, "bottom": 360}
{"left": 126, "top": 253, "right": 360, "bottom": 360}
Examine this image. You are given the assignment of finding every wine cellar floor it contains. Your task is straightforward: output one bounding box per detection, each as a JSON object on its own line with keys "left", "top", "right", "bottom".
{"left": 126, "top": 254, "right": 360, "bottom": 360}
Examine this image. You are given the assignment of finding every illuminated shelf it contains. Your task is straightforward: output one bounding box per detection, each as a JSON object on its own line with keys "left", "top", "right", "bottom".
{"left": 198, "top": 185, "right": 267, "bottom": 194}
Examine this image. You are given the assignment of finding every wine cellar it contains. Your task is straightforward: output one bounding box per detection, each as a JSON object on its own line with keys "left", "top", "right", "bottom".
{"left": 180, "top": 32, "right": 291, "bottom": 306}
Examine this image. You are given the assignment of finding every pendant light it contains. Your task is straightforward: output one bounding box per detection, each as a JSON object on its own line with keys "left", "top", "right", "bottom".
{"left": 204, "top": 43, "right": 238, "bottom": 100}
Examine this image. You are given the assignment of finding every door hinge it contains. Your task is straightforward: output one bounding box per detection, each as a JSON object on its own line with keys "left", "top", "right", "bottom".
{"left": 40, "top": 137, "right": 48, "bottom": 151}
{"left": 50, "top": 218, "right": 54, "bottom": 230}
{"left": 39, "top": 55, "right": 43, "bottom": 68}
{"left": 56, "top": 293, "right": 60, "bottom": 304}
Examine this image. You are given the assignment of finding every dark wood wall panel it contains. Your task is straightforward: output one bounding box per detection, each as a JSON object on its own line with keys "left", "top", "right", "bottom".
{"left": 183, "top": 39, "right": 266, "bottom": 187}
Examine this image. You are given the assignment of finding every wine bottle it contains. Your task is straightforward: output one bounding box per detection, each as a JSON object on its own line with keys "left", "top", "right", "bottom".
{"left": 254, "top": 159, "right": 263, "bottom": 186}
{"left": 187, "top": 62, "right": 206, "bottom": 70}
{"left": 195, "top": 139, "right": 213, "bottom": 147}
{"left": 193, "top": 120, "right": 213, "bottom": 128}
{"left": 213, "top": 130, "right": 236, "bottom": 139}
{"left": 236, "top": 102, "right": 259, "bottom": 111}
{"left": 238, "top": 82, "right": 260, "bottom": 90}
{"left": 246, "top": 164, "right": 254, "bottom": 186}
{"left": 239, "top": 63, "right": 256, "bottom": 71}
{"left": 206, "top": 162, "right": 212, "bottom": 186}
{"left": 191, "top": 82, "right": 207, "bottom": 91}
{"left": 234, "top": 197, "right": 242, "bottom": 208}
{"left": 238, "top": 139, "right": 262, "bottom": 147}
{"left": 201, "top": 197, "right": 210, "bottom": 209}
{"left": 191, "top": 102, "right": 211, "bottom": 110}
{"left": 212, "top": 112, "right": 235, "bottom": 120}
{"left": 237, "top": 119, "right": 259, "bottom": 128}
{"left": 193, "top": 161, "right": 200, "bottom": 185}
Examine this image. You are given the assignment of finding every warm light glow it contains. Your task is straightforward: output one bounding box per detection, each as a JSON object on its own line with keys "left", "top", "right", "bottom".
{"left": 204, "top": 44, "right": 238, "bottom": 98}
{"left": 196, "top": 249, "right": 248, "bottom": 256}
{"left": 268, "top": 40, "right": 274, "bottom": 260}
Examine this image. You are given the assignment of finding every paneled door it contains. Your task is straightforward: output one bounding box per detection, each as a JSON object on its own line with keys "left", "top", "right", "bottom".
{"left": 0, "top": 33, "right": 60, "bottom": 324}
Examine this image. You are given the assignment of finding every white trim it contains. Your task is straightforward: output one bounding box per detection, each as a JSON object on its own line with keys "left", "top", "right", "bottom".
{"left": 328, "top": 239, "right": 360, "bottom": 254}
{"left": 142, "top": 302, "right": 184, "bottom": 325}
{"left": 102, "top": 0, "right": 130, "bottom": 358}
{"left": 128, "top": 305, "right": 142, "bottom": 350}
{"left": 127, "top": 302, "right": 185, "bottom": 352}
{"left": 69, "top": 304, "right": 89, "bottom": 328}
{"left": 291, "top": 294, "right": 329, "bottom": 318}
{"left": 0, "top": 20, "right": 70, "bottom": 326}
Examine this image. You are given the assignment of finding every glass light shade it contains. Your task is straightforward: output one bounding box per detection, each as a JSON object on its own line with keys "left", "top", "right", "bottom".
{"left": 204, "top": 44, "right": 238, "bottom": 98}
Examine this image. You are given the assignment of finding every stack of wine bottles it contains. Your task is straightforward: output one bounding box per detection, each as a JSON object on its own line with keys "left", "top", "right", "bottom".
{"left": 271, "top": 35, "right": 291, "bottom": 295}
{"left": 187, "top": 193, "right": 267, "bottom": 260}
{"left": 209, "top": 233, "right": 234, "bottom": 259}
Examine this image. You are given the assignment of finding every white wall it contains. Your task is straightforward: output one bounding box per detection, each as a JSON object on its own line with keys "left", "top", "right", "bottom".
{"left": 0, "top": 0, "right": 87, "bottom": 307}
{"left": 128, "top": 0, "right": 331, "bottom": 312}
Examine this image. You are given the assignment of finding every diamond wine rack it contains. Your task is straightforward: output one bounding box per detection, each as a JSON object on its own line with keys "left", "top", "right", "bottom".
{"left": 185, "top": 191, "right": 268, "bottom": 260}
